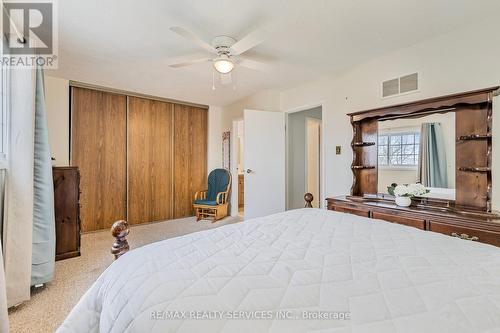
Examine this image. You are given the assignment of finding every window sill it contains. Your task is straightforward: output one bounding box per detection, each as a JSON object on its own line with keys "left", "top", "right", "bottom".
{"left": 379, "top": 165, "right": 418, "bottom": 171}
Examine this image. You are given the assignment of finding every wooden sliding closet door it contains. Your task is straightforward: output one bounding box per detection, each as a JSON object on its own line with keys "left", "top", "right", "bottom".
{"left": 128, "top": 97, "right": 174, "bottom": 224}
{"left": 71, "top": 87, "right": 127, "bottom": 232}
{"left": 174, "top": 105, "right": 208, "bottom": 218}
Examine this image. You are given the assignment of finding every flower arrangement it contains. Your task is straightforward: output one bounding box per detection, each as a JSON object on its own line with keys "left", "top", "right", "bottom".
{"left": 387, "top": 183, "right": 429, "bottom": 207}
{"left": 387, "top": 183, "right": 429, "bottom": 197}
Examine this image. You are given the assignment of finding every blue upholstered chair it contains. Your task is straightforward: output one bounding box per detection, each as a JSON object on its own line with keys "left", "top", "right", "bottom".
{"left": 193, "top": 168, "right": 231, "bottom": 222}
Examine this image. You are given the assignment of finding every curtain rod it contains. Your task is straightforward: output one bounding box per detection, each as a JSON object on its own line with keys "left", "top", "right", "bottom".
{"left": 69, "top": 80, "right": 209, "bottom": 109}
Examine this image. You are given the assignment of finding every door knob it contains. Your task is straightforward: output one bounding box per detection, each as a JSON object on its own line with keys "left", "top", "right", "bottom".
{"left": 245, "top": 169, "right": 253, "bottom": 174}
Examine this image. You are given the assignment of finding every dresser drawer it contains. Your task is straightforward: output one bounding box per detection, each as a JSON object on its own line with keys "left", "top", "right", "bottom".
{"left": 333, "top": 205, "right": 370, "bottom": 218}
{"left": 428, "top": 221, "right": 500, "bottom": 247}
{"left": 372, "top": 211, "right": 425, "bottom": 230}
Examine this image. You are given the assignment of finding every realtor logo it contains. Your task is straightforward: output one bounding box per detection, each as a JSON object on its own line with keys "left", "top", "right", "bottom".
{"left": 1, "top": 0, "right": 58, "bottom": 67}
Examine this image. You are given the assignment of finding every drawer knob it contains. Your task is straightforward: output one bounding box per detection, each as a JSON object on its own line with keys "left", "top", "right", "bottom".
{"left": 451, "top": 232, "right": 479, "bottom": 241}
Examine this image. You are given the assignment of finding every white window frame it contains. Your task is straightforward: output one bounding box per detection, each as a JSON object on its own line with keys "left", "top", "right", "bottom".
{"left": 378, "top": 131, "right": 420, "bottom": 170}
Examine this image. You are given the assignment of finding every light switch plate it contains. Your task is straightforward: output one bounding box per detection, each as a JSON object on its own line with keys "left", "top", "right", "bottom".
{"left": 336, "top": 146, "right": 341, "bottom": 155}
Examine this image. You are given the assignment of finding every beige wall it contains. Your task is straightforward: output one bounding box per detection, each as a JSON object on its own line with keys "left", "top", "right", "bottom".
{"left": 207, "top": 106, "right": 222, "bottom": 171}
{"left": 45, "top": 76, "right": 70, "bottom": 166}
{"left": 279, "top": 16, "right": 500, "bottom": 209}
{"left": 221, "top": 89, "right": 281, "bottom": 131}
{"left": 44, "top": 76, "right": 222, "bottom": 172}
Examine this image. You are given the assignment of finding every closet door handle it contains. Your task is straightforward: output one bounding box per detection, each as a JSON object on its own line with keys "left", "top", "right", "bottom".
{"left": 245, "top": 169, "right": 253, "bottom": 174}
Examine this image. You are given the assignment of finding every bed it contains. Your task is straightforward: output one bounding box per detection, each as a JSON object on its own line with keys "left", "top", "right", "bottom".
{"left": 57, "top": 208, "right": 500, "bottom": 333}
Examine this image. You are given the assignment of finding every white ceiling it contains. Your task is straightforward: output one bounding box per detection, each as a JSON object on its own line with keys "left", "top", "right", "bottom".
{"left": 49, "top": 0, "right": 500, "bottom": 106}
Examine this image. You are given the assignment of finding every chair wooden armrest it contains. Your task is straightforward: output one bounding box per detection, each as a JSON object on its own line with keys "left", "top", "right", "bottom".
{"left": 194, "top": 190, "right": 208, "bottom": 200}
{"left": 216, "top": 191, "right": 229, "bottom": 205}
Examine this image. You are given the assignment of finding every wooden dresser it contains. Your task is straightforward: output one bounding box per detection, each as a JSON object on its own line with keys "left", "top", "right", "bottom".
{"left": 53, "top": 166, "right": 81, "bottom": 260}
{"left": 327, "top": 196, "right": 500, "bottom": 247}
{"left": 333, "top": 87, "right": 500, "bottom": 248}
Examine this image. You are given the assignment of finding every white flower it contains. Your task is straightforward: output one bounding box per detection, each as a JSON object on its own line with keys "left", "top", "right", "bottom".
{"left": 407, "top": 184, "right": 418, "bottom": 196}
{"left": 417, "top": 184, "right": 427, "bottom": 194}
{"left": 395, "top": 183, "right": 427, "bottom": 197}
{"left": 394, "top": 185, "right": 409, "bottom": 197}
{"left": 407, "top": 183, "right": 427, "bottom": 196}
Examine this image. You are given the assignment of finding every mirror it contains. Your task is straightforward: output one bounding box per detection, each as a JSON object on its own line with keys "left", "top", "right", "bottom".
{"left": 377, "top": 112, "right": 456, "bottom": 200}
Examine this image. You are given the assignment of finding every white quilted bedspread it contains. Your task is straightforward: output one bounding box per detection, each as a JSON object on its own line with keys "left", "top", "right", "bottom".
{"left": 57, "top": 209, "right": 500, "bottom": 333}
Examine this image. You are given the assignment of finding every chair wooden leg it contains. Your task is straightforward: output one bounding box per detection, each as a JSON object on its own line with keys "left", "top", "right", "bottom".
{"left": 211, "top": 210, "right": 219, "bottom": 223}
{"left": 194, "top": 204, "right": 228, "bottom": 223}
{"left": 211, "top": 204, "right": 228, "bottom": 223}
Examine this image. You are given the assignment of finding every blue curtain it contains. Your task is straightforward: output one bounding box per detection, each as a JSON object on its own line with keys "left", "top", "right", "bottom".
{"left": 31, "top": 67, "right": 55, "bottom": 286}
{"left": 417, "top": 122, "right": 448, "bottom": 188}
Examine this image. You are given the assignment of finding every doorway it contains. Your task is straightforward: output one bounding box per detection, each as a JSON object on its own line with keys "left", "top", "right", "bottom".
{"left": 232, "top": 120, "right": 245, "bottom": 218}
{"left": 287, "top": 106, "right": 322, "bottom": 209}
{"left": 306, "top": 117, "right": 321, "bottom": 207}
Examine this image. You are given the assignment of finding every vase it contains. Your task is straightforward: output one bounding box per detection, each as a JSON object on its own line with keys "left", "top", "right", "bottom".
{"left": 395, "top": 196, "right": 411, "bottom": 207}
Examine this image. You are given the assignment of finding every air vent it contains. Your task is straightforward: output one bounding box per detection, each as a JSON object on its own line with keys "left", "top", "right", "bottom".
{"left": 382, "top": 73, "right": 418, "bottom": 97}
{"left": 382, "top": 79, "right": 399, "bottom": 97}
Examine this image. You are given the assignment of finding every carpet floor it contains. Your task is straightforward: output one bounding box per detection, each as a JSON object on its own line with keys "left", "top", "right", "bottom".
{"left": 8, "top": 216, "right": 242, "bottom": 333}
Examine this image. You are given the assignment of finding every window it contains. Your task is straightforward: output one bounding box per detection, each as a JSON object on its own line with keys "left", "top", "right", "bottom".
{"left": 378, "top": 132, "right": 420, "bottom": 167}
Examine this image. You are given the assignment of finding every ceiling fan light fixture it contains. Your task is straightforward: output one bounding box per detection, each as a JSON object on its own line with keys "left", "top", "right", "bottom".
{"left": 213, "top": 54, "right": 234, "bottom": 74}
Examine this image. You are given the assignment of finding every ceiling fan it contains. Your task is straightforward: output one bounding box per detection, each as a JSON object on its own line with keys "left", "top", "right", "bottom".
{"left": 168, "top": 26, "right": 271, "bottom": 74}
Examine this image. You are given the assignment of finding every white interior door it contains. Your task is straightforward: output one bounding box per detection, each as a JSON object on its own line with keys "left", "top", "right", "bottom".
{"left": 244, "top": 109, "right": 285, "bottom": 219}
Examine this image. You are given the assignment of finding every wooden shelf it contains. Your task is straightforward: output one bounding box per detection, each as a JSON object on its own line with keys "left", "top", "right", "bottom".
{"left": 458, "top": 134, "right": 492, "bottom": 141}
{"left": 458, "top": 167, "right": 491, "bottom": 173}
{"left": 351, "top": 165, "right": 376, "bottom": 170}
{"left": 352, "top": 142, "right": 376, "bottom": 147}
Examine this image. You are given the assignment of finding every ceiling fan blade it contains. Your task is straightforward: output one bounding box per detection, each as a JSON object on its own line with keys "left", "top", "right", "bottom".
{"left": 169, "top": 57, "right": 212, "bottom": 68}
{"left": 238, "top": 56, "right": 272, "bottom": 72}
{"left": 230, "top": 28, "right": 266, "bottom": 55}
{"left": 170, "top": 26, "right": 218, "bottom": 54}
